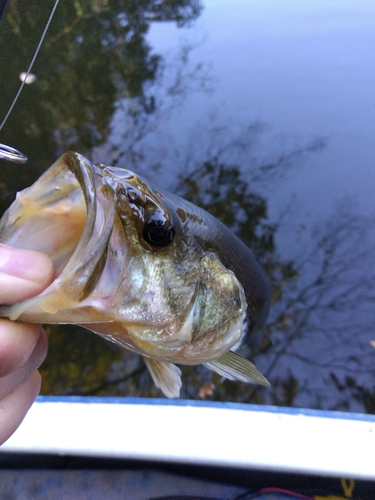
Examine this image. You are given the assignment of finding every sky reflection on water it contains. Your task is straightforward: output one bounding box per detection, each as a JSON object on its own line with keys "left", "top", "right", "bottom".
{"left": 162, "top": 0, "right": 375, "bottom": 411}
{"left": 147, "top": 0, "right": 375, "bottom": 223}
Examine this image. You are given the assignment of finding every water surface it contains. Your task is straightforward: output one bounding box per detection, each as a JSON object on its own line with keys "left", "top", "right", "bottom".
{"left": 0, "top": 0, "right": 374, "bottom": 412}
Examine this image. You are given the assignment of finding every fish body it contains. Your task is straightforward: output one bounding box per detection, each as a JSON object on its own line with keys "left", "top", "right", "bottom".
{"left": 0, "top": 152, "right": 270, "bottom": 397}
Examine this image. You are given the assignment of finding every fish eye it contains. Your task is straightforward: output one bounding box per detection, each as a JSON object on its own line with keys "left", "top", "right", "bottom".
{"left": 143, "top": 218, "right": 175, "bottom": 247}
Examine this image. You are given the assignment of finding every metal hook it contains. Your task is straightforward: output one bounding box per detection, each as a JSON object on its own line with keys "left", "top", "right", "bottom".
{"left": 0, "top": 0, "right": 59, "bottom": 164}
{"left": 0, "top": 143, "right": 28, "bottom": 164}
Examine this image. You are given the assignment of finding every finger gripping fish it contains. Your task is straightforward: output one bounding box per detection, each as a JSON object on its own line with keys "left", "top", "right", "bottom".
{"left": 0, "top": 152, "right": 270, "bottom": 397}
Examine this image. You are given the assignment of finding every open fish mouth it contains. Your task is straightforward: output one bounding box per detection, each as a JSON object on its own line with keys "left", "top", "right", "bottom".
{"left": 0, "top": 152, "right": 270, "bottom": 397}
{"left": 0, "top": 153, "right": 89, "bottom": 276}
{"left": 0, "top": 152, "right": 117, "bottom": 316}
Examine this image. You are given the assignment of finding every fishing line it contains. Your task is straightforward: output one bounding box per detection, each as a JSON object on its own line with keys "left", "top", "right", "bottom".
{"left": 0, "top": 0, "right": 60, "bottom": 163}
{"left": 0, "top": 0, "right": 9, "bottom": 22}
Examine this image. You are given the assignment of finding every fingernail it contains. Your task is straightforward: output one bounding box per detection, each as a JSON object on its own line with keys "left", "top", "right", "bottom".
{"left": 0, "top": 244, "right": 54, "bottom": 284}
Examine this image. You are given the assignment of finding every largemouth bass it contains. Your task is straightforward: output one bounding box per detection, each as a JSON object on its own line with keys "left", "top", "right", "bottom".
{"left": 0, "top": 152, "right": 270, "bottom": 397}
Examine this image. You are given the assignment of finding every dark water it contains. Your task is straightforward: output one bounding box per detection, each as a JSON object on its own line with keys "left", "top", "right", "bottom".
{"left": 0, "top": 0, "right": 374, "bottom": 412}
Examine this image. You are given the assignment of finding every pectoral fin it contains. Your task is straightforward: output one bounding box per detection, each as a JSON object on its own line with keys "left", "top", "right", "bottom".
{"left": 204, "top": 351, "right": 270, "bottom": 386}
{"left": 143, "top": 357, "right": 182, "bottom": 398}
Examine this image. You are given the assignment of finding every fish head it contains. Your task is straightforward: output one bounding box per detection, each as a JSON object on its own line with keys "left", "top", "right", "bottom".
{"left": 0, "top": 152, "right": 247, "bottom": 364}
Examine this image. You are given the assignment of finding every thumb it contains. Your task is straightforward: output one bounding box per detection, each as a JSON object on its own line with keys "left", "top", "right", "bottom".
{"left": 0, "top": 244, "right": 55, "bottom": 304}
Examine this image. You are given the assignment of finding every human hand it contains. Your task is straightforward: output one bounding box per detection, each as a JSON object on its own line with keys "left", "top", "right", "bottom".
{"left": 0, "top": 244, "right": 54, "bottom": 445}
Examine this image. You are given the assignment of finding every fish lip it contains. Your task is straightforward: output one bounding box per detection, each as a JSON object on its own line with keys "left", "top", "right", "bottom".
{"left": 62, "top": 151, "right": 97, "bottom": 209}
{"left": 56, "top": 152, "right": 117, "bottom": 301}
{"left": 57, "top": 151, "right": 98, "bottom": 276}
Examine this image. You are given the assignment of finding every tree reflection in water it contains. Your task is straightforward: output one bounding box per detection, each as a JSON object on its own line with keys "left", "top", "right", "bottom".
{"left": 0, "top": 0, "right": 374, "bottom": 412}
